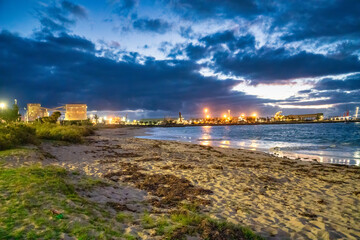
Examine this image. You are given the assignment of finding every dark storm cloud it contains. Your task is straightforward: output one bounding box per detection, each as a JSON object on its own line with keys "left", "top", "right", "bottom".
{"left": 132, "top": 18, "right": 171, "bottom": 34}
{"left": 164, "top": 0, "right": 359, "bottom": 43}
{"left": 200, "top": 30, "right": 236, "bottom": 46}
{"left": 44, "top": 33, "right": 95, "bottom": 51}
{"left": 315, "top": 74, "right": 360, "bottom": 91}
{"left": 0, "top": 30, "right": 271, "bottom": 113}
{"left": 170, "top": 30, "right": 360, "bottom": 84}
{"left": 275, "top": 0, "right": 360, "bottom": 41}
{"left": 213, "top": 47, "right": 360, "bottom": 84}
{"left": 184, "top": 44, "right": 207, "bottom": 60}
{"left": 169, "top": 31, "right": 255, "bottom": 60}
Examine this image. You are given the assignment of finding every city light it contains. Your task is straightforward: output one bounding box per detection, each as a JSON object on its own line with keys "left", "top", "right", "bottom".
{"left": 206, "top": 115, "right": 210, "bottom": 119}
{"left": 109, "top": 118, "right": 113, "bottom": 124}
{"left": 204, "top": 108, "right": 208, "bottom": 113}
{"left": 0, "top": 103, "right": 6, "bottom": 110}
{"left": 252, "top": 113, "right": 257, "bottom": 117}
{"left": 223, "top": 114, "right": 227, "bottom": 118}
{"left": 241, "top": 113, "right": 245, "bottom": 117}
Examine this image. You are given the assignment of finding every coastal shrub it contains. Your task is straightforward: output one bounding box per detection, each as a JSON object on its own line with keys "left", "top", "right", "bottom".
{"left": 0, "top": 123, "right": 37, "bottom": 150}
{"left": 34, "top": 123, "right": 94, "bottom": 143}
{"left": 0, "top": 123, "right": 94, "bottom": 150}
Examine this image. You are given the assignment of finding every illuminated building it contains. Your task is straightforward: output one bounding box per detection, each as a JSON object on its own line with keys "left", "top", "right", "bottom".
{"left": 65, "top": 104, "right": 87, "bottom": 120}
{"left": 26, "top": 103, "right": 49, "bottom": 121}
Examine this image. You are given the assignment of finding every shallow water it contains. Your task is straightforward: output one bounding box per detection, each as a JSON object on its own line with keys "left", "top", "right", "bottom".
{"left": 138, "top": 122, "right": 360, "bottom": 166}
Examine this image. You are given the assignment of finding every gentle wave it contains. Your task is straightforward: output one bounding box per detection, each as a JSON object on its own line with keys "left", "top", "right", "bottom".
{"left": 138, "top": 122, "right": 360, "bottom": 166}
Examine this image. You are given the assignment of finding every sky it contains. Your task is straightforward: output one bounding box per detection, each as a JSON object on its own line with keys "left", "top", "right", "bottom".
{"left": 1, "top": 0, "right": 360, "bottom": 119}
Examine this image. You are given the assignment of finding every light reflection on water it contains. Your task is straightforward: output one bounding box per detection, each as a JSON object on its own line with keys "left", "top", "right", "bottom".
{"left": 138, "top": 123, "right": 360, "bottom": 166}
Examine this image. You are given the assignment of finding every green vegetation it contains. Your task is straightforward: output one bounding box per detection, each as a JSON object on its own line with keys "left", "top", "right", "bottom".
{"left": 0, "top": 124, "right": 37, "bottom": 150}
{"left": 0, "top": 148, "right": 263, "bottom": 240}
{"left": 0, "top": 148, "right": 34, "bottom": 158}
{"left": 0, "top": 123, "right": 94, "bottom": 150}
{"left": 139, "top": 204, "right": 264, "bottom": 240}
{"left": 0, "top": 164, "right": 125, "bottom": 239}
{"left": 34, "top": 123, "right": 94, "bottom": 143}
{"left": 38, "top": 111, "right": 61, "bottom": 124}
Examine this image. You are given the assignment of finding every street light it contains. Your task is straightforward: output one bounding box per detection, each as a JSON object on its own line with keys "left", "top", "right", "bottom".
{"left": 252, "top": 113, "right": 257, "bottom": 117}
{"left": 223, "top": 114, "right": 227, "bottom": 118}
{"left": 204, "top": 108, "right": 208, "bottom": 113}
{"left": 206, "top": 115, "right": 210, "bottom": 119}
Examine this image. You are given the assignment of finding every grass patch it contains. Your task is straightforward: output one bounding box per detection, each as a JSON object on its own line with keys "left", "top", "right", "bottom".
{"left": 0, "top": 148, "right": 34, "bottom": 158}
{"left": 116, "top": 213, "right": 134, "bottom": 223}
{"left": 0, "top": 165, "right": 126, "bottom": 239}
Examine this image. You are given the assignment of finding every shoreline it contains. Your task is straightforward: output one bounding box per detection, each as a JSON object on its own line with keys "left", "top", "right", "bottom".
{"left": 122, "top": 120, "right": 360, "bottom": 128}
{"left": 2, "top": 127, "right": 360, "bottom": 239}
{"left": 136, "top": 126, "right": 360, "bottom": 167}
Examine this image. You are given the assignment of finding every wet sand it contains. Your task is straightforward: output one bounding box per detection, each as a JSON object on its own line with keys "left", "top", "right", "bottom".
{"left": 5, "top": 127, "right": 360, "bottom": 239}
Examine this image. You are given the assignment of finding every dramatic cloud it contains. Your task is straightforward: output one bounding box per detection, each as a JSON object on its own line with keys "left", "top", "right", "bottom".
{"left": 277, "top": 0, "right": 360, "bottom": 41}
{"left": 213, "top": 48, "right": 360, "bottom": 84}
{"left": 0, "top": 30, "right": 269, "bottom": 115}
{"left": 315, "top": 74, "right": 360, "bottom": 91}
{"left": 1, "top": 0, "right": 360, "bottom": 116}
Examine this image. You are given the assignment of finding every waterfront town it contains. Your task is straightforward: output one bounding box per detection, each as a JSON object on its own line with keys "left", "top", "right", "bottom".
{"left": 1, "top": 99, "right": 359, "bottom": 126}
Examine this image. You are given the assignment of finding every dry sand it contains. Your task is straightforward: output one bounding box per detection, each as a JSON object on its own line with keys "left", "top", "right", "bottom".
{"left": 6, "top": 127, "right": 360, "bottom": 239}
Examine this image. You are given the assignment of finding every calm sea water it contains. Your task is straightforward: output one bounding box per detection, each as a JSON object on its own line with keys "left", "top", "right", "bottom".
{"left": 138, "top": 123, "right": 360, "bottom": 166}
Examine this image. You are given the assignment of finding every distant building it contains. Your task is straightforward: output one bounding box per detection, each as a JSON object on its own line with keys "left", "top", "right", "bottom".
{"left": 285, "top": 113, "right": 323, "bottom": 121}
{"left": 26, "top": 103, "right": 49, "bottom": 121}
{"left": 65, "top": 104, "right": 87, "bottom": 121}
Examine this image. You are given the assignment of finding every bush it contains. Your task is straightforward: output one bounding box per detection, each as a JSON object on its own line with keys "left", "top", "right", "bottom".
{"left": 34, "top": 123, "right": 94, "bottom": 143}
{"left": 0, "top": 123, "right": 94, "bottom": 150}
{"left": 0, "top": 124, "right": 37, "bottom": 150}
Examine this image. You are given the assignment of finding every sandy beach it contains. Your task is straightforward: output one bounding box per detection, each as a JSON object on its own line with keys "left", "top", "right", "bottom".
{"left": 3, "top": 127, "right": 360, "bottom": 239}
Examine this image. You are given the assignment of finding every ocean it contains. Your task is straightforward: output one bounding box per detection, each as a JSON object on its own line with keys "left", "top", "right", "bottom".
{"left": 138, "top": 122, "right": 360, "bottom": 166}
